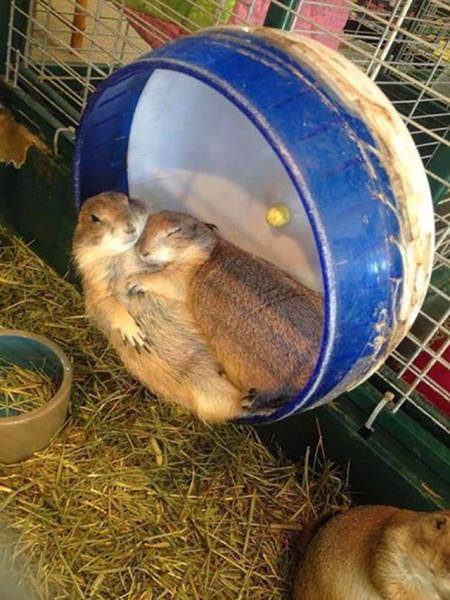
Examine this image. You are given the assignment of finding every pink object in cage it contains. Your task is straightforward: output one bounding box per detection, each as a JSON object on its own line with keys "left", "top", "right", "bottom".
{"left": 229, "top": 0, "right": 271, "bottom": 26}
{"left": 401, "top": 337, "right": 450, "bottom": 418}
{"left": 292, "top": 0, "right": 351, "bottom": 50}
{"left": 121, "top": 0, "right": 351, "bottom": 50}
{"left": 122, "top": 6, "right": 187, "bottom": 48}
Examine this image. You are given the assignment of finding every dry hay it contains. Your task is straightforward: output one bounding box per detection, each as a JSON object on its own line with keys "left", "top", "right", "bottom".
{"left": 0, "top": 226, "right": 350, "bottom": 599}
{"left": 0, "top": 363, "right": 57, "bottom": 416}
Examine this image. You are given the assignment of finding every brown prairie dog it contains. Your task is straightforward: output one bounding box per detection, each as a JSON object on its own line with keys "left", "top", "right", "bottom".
{"left": 132, "top": 210, "right": 324, "bottom": 400}
{"left": 294, "top": 505, "right": 450, "bottom": 600}
{"left": 72, "top": 192, "right": 244, "bottom": 423}
{"left": 72, "top": 191, "right": 149, "bottom": 347}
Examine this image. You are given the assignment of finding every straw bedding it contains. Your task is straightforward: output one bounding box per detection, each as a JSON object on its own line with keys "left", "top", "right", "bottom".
{"left": 0, "top": 364, "right": 57, "bottom": 416}
{"left": 0, "top": 226, "right": 350, "bottom": 599}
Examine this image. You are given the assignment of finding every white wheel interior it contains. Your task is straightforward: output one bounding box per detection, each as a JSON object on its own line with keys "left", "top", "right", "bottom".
{"left": 127, "top": 69, "right": 323, "bottom": 292}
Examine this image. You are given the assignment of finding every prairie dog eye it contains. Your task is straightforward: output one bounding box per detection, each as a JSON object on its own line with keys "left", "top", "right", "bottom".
{"left": 91, "top": 214, "right": 102, "bottom": 223}
{"left": 167, "top": 227, "right": 181, "bottom": 237}
{"left": 434, "top": 517, "right": 447, "bottom": 531}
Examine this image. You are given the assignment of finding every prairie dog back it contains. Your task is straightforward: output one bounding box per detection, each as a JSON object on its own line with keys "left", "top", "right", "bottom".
{"left": 190, "top": 237, "right": 323, "bottom": 393}
{"left": 135, "top": 210, "right": 324, "bottom": 396}
{"left": 294, "top": 505, "right": 450, "bottom": 600}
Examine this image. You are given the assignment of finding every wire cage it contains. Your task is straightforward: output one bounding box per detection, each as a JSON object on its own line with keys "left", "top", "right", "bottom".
{"left": 3, "top": 0, "right": 449, "bottom": 436}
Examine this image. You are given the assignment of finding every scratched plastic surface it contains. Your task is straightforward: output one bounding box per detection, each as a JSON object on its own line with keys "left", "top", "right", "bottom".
{"left": 73, "top": 28, "right": 434, "bottom": 423}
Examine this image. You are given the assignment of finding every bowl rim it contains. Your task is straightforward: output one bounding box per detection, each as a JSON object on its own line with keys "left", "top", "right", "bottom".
{"left": 0, "top": 329, "right": 72, "bottom": 426}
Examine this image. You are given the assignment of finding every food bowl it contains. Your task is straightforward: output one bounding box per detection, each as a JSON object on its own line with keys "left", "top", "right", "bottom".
{"left": 0, "top": 329, "right": 72, "bottom": 463}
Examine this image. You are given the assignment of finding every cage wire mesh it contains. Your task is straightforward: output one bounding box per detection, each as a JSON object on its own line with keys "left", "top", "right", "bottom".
{"left": 3, "top": 0, "right": 450, "bottom": 434}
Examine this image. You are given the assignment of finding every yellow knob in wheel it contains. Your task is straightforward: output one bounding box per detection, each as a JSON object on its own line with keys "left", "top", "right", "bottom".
{"left": 266, "top": 204, "right": 291, "bottom": 227}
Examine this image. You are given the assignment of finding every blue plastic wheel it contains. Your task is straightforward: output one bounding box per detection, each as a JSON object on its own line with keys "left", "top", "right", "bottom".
{"left": 73, "top": 27, "right": 434, "bottom": 423}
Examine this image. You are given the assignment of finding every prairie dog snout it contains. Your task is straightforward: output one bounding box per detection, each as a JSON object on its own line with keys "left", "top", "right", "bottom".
{"left": 294, "top": 505, "right": 450, "bottom": 600}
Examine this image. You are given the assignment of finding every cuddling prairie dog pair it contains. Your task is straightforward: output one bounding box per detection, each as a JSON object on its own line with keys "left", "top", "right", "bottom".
{"left": 73, "top": 192, "right": 244, "bottom": 422}
{"left": 294, "top": 505, "right": 450, "bottom": 600}
{"left": 129, "top": 210, "right": 324, "bottom": 404}
{"left": 74, "top": 193, "right": 323, "bottom": 418}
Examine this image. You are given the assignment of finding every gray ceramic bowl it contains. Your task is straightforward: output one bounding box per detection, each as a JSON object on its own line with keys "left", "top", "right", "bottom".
{"left": 0, "top": 329, "right": 72, "bottom": 464}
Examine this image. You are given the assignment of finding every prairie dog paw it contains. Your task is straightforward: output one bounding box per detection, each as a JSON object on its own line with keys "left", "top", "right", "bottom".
{"left": 242, "top": 389, "right": 291, "bottom": 412}
{"left": 125, "top": 278, "right": 145, "bottom": 297}
{"left": 145, "top": 262, "right": 164, "bottom": 274}
{"left": 111, "top": 314, "right": 148, "bottom": 349}
{"left": 241, "top": 389, "right": 256, "bottom": 410}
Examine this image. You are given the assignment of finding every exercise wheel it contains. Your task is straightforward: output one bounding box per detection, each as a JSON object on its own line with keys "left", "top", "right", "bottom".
{"left": 73, "top": 27, "right": 434, "bottom": 423}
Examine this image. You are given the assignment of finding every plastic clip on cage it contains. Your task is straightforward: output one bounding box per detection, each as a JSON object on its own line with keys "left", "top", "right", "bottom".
{"left": 73, "top": 27, "right": 434, "bottom": 424}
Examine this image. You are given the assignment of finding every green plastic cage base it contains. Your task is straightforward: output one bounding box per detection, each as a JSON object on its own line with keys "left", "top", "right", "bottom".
{"left": 0, "top": 88, "right": 448, "bottom": 509}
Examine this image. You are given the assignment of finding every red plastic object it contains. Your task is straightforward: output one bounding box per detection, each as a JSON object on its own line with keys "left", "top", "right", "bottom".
{"left": 401, "top": 337, "right": 450, "bottom": 417}
{"left": 122, "top": 6, "right": 187, "bottom": 48}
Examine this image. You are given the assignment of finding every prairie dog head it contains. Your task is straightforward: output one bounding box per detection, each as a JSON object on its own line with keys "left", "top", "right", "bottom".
{"left": 388, "top": 510, "right": 450, "bottom": 588}
{"left": 136, "top": 211, "right": 217, "bottom": 267}
{"left": 73, "top": 191, "right": 149, "bottom": 265}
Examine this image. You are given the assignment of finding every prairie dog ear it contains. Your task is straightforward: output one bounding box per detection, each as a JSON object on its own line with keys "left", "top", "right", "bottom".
{"left": 204, "top": 222, "right": 218, "bottom": 231}
{"left": 129, "top": 196, "right": 149, "bottom": 213}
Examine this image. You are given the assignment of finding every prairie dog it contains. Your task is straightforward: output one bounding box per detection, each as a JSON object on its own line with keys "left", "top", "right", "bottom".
{"left": 132, "top": 210, "right": 324, "bottom": 404}
{"left": 72, "top": 191, "right": 149, "bottom": 347}
{"left": 294, "top": 505, "right": 450, "bottom": 600}
{"left": 72, "top": 193, "right": 244, "bottom": 422}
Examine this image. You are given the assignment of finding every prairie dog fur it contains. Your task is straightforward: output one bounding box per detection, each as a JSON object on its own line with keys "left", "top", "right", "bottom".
{"left": 132, "top": 210, "right": 324, "bottom": 398}
{"left": 73, "top": 192, "right": 244, "bottom": 423}
{"left": 294, "top": 505, "right": 450, "bottom": 600}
